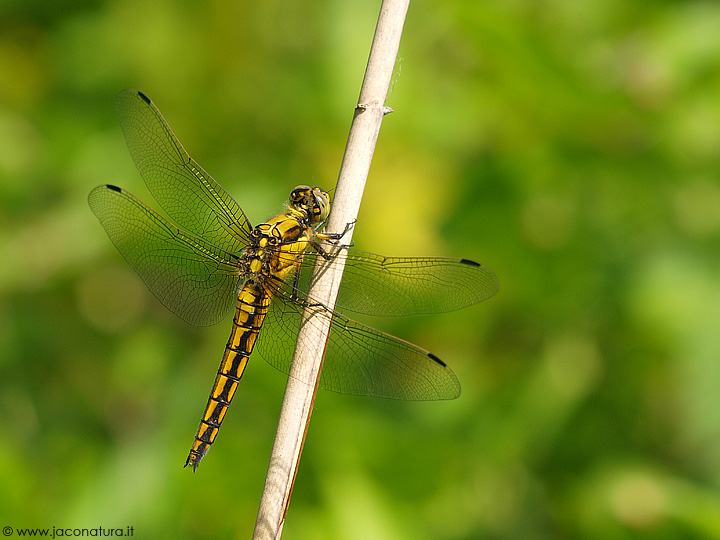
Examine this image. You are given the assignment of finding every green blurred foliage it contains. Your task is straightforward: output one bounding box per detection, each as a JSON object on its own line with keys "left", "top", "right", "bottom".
{"left": 2, "top": 0, "right": 720, "bottom": 538}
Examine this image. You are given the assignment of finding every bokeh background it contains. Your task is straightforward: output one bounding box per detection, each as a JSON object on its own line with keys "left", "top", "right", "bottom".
{"left": 2, "top": 0, "right": 720, "bottom": 538}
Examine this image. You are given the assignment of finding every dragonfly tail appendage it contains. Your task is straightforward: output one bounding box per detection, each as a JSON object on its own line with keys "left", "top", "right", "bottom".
{"left": 184, "top": 283, "right": 270, "bottom": 471}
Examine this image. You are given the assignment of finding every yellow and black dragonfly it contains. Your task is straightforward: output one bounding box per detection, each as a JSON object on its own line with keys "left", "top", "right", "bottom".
{"left": 89, "top": 89, "right": 498, "bottom": 471}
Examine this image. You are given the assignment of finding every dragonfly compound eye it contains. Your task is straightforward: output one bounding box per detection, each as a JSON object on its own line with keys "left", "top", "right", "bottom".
{"left": 289, "top": 185, "right": 312, "bottom": 207}
{"left": 311, "top": 189, "right": 331, "bottom": 223}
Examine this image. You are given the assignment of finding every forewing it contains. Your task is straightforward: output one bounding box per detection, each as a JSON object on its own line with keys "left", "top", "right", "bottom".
{"left": 88, "top": 184, "right": 240, "bottom": 326}
{"left": 254, "top": 275, "right": 461, "bottom": 400}
{"left": 295, "top": 248, "right": 498, "bottom": 317}
{"left": 116, "top": 89, "right": 252, "bottom": 253}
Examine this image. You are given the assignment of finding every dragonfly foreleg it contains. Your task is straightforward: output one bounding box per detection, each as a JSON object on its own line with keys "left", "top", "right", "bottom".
{"left": 316, "top": 219, "right": 355, "bottom": 243}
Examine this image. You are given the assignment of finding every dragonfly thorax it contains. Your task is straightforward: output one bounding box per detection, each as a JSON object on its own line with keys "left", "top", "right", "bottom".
{"left": 288, "top": 185, "right": 330, "bottom": 225}
{"left": 240, "top": 207, "right": 316, "bottom": 285}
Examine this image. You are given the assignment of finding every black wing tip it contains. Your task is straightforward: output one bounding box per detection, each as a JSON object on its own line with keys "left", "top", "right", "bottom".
{"left": 427, "top": 352, "right": 447, "bottom": 367}
{"left": 106, "top": 184, "right": 122, "bottom": 193}
{"left": 426, "top": 353, "right": 462, "bottom": 400}
{"left": 460, "top": 258, "right": 500, "bottom": 298}
{"left": 137, "top": 90, "right": 151, "bottom": 105}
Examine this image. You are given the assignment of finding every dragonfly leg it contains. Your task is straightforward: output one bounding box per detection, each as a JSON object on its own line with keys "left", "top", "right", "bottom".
{"left": 316, "top": 219, "right": 355, "bottom": 243}
{"left": 290, "top": 260, "right": 303, "bottom": 300}
{"left": 312, "top": 220, "right": 356, "bottom": 260}
{"left": 313, "top": 240, "right": 352, "bottom": 261}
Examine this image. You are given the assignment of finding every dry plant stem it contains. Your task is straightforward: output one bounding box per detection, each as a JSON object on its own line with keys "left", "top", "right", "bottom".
{"left": 251, "top": 1, "right": 410, "bottom": 539}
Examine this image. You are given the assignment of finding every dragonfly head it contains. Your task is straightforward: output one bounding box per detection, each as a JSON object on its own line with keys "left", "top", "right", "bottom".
{"left": 289, "top": 185, "right": 331, "bottom": 224}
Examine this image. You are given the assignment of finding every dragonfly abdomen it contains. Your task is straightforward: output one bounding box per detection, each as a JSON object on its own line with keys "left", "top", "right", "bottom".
{"left": 185, "top": 281, "right": 271, "bottom": 471}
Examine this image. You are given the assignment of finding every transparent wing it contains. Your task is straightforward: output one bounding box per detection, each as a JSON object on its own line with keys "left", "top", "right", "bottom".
{"left": 294, "top": 248, "right": 498, "bottom": 317}
{"left": 254, "top": 275, "right": 461, "bottom": 400}
{"left": 88, "top": 184, "right": 240, "bottom": 326}
{"left": 116, "top": 88, "right": 253, "bottom": 253}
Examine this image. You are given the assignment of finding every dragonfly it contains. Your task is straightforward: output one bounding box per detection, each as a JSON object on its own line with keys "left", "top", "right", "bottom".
{"left": 88, "top": 89, "right": 498, "bottom": 471}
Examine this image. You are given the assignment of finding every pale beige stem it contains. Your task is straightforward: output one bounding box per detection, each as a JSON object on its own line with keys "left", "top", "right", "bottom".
{"left": 251, "top": 1, "right": 410, "bottom": 539}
